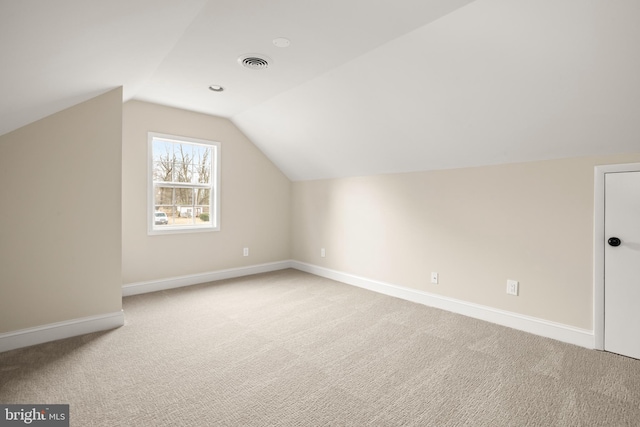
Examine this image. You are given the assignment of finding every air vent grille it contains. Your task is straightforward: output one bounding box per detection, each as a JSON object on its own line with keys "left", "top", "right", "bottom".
{"left": 238, "top": 54, "right": 270, "bottom": 70}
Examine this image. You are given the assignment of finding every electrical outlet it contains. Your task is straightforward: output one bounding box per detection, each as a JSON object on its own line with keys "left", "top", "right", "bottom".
{"left": 243, "top": 247, "right": 249, "bottom": 257}
{"left": 321, "top": 248, "right": 326, "bottom": 258}
{"left": 431, "top": 272, "right": 438, "bottom": 284}
{"left": 506, "top": 279, "right": 519, "bottom": 296}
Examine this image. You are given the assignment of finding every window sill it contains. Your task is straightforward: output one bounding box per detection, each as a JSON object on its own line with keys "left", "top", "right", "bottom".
{"left": 148, "top": 225, "right": 219, "bottom": 235}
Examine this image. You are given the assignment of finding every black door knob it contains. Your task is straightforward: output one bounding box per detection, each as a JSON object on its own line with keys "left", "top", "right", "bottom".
{"left": 608, "top": 237, "right": 621, "bottom": 247}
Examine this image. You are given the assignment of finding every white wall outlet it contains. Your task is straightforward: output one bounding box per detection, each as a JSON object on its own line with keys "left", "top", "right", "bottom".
{"left": 431, "top": 272, "right": 438, "bottom": 284}
{"left": 243, "top": 247, "right": 249, "bottom": 257}
{"left": 320, "top": 248, "right": 326, "bottom": 258}
{"left": 506, "top": 279, "right": 519, "bottom": 296}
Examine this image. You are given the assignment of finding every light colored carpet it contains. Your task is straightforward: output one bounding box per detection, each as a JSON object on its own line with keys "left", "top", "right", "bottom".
{"left": 1, "top": 269, "right": 639, "bottom": 426}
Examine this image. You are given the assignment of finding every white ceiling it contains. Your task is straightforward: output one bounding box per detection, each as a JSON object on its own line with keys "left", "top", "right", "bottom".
{"left": 2, "top": 0, "right": 639, "bottom": 180}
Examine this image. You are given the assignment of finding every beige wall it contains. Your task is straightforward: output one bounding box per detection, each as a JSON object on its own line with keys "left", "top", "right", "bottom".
{"left": 122, "top": 101, "right": 291, "bottom": 284}
{"left": 2, "top": 88, "right": 634, "bottom": 337}
{"left": 292, "top": 153, "right": 640, "bottom": 330}
{"left": 0, "top": 88, "right": 123, "bottom": 333}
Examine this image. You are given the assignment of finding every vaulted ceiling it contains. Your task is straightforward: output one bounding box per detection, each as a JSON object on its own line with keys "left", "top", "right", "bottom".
{"left": 2, "top": 0, "right": 639, "bottom": 180}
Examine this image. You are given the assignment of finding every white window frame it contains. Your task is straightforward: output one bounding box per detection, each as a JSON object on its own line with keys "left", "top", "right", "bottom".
{"left": 148, "top": 132, "right": 220, "bottom": 235}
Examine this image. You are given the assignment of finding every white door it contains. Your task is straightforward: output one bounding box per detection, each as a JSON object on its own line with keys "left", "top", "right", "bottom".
{"left": 604, "top": 171, "right": 640, "bottom": 359}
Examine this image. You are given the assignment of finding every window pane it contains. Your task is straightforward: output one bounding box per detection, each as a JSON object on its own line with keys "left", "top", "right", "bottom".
{"left": 196, "top": 205, "right": 210, "bottom": 223}
{"left": 175, "top": 187, "right": 193, "bottom": 206}
{"left": 153, "top": 210, "right": 170, "bottom": 226}
{"left": 194, "top": 188, "right": 210, "bottom": 206}
{"left": 153, "top": 160, "right": 173, "bottom": 182}
{"left": 168, "top": 143, "right": 191, "bottom": 183}
{"left": 193, "top": 146, "right": 212, "bottom": 184}
{"left": 152, "top": 139, "right": 173, "bottom": 162}
{"left": 174, "top": 162, "right": 192, "bottom": 183}
{"left": 154, "top": 186, "right": 173, "bottom": 206}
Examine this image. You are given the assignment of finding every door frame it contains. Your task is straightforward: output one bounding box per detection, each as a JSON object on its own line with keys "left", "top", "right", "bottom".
{"left": 594, "top": 162, "right": 640, "bottom": 350}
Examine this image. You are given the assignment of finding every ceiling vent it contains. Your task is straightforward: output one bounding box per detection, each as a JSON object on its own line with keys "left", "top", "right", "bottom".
{"left": 238, "top": 54, "right": 271, "bottom": 70}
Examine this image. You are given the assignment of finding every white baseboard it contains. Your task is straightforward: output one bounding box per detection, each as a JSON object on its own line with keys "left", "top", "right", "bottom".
{"left": 124, "top": 259, "right": 595, "bottom": 348}
{"left": 122, "top": 260, "right": 293, "bottom": 297}
{"left": 2, "top": 262, "right": 591, "bottom": 352}
{"left": 0, "top": 311, "right": 124, "bottom": 353}
{"left": 291, "top": 261, "right": 595, "bottom": 349}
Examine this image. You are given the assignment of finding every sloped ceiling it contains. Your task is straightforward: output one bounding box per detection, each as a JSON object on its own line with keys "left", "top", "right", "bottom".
{"left": 2, "top": 0, "right": 639, "bottom": 180}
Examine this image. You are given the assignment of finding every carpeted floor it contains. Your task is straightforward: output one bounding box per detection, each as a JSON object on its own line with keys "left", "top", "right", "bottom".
{"left": 1, "top": 269, "right": 639, "bottom": 426}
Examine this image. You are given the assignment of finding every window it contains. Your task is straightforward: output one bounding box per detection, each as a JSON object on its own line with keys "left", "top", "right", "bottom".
{"left": 148, "top": 132, "right": 220, "bottom": 234}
